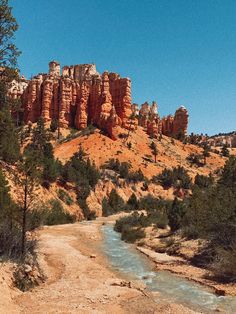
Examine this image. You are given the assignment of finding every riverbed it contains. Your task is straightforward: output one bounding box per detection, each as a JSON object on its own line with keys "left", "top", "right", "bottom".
{"left": 101, "top": 223, "right": 236, "bottom": 313}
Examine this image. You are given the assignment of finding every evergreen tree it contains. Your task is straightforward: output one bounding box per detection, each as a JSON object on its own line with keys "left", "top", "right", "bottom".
{"left": 202, "top": 143, "right": 210, "bottom": 165}
{"left": 76, "top": 144, "right": 87, "bottom": 161}
{"left": 50, "top": 118, "right": 58, "bottom": 133}
{"left": 150, "top": 141, "right": 158, "bottom": 162}
{"left": 219, "top": 156, "right": 236, "bottom": 188}
{"left": 194, "top": 173, "right": 214, "bottom": 188}
{"left": 15, "top": 148, "right": 41, "bottom": 255}
{"left": 168, "top": 198, "right": 186, "bottom": 231}
{"left": 127, "top": 193, "right": 139, "bottom": 210}
{"left": 0, "top": 0, "right": 21, "bottom": 70}
{"left": 0, "top": 168, "right": 15, "bottom": 225}
{"left": 221, "top": 144, "right": 230, "bottom": 157}
{"left": 107, "top": 189, "right": 125, "bottom": 213}
{"left": 0, "top": 107, "right": 20, "bottom": 163}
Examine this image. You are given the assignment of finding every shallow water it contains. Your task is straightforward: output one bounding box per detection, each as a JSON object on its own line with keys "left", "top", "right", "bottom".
{"left": 101, "top": 224, "right": 236, "bottom": 313}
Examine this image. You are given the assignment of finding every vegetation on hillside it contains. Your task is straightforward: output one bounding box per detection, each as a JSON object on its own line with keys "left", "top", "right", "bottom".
{"left": 115, "top": 156, "right": 236, "bottom": 282}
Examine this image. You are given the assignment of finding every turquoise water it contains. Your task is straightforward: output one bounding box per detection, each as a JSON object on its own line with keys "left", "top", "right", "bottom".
{"left": 101, "top": 224, "right": 236, "bottom": 313}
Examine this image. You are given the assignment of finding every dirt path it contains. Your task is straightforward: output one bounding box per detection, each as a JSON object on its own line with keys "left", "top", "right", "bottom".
{"left": 11, "top": 218, "right": 197, "bottom": 314}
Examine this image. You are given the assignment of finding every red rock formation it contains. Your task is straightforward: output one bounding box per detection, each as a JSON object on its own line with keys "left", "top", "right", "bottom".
{"left": 75, "top": 81, "right": 89, "bottom": 129}
{"left": 59, "top": 77, "right": 72, "bottom": 127}
{"left": 98, "top": 71, "right": 113, "bottom": 129}
{"left": 13, "top": 60, "right": 189, "bottom": 141}
{"left": 106, "top": 106, "right": 122, "bottom": 140}
{"left": 18, "top": 61, "right": 134, "bottom": 140}
{"left": 41, "top": 77, "right": 53, "bottom": 121}
{"left": 139, "top": 101, "right": 188, "bottom": 139}
{"left": 162, "top": 115, "right": 174, "bottom": 136}
{"left": 173, "top": 106, "right": 189, "bottom": 137}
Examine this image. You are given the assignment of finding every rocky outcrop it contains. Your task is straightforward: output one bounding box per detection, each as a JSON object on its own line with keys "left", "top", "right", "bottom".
{"left": 19, "top": 61, "right": 133, "bottom": 140}
{"left": 12, "top": 61, "right": 189, "bottom": 140}
{"left": 139, "top": 101, "right": 189, "bottom": 139}
{"left": 172, "top": 106, "right": 189, "bottom": 138}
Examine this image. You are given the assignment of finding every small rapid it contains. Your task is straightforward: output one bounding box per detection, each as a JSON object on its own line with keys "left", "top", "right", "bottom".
{"left": 101, "top": 224, "right": 236, "bottom": 313}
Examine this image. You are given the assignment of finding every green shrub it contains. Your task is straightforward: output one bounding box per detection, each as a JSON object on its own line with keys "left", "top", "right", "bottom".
{"left": 114, "top": 212, "right": 142, "bottom": 232}
{"left": 156, "top": 166, "right": 192, "bottom": 189}
{"left": 167, "top": 198, "right": 186, "bottom": 231}
{"left": 194, "top": 174, "right": 214, "bottom": 188}
{"left": 57, "top": 189, "right": 73, "bottom": 205}
{"left": 211, "top": 245, "right": 236, "bottom": 282}
{"left": 187, "top": 153, "right": 203, "bottom": 167}
{"left": 44, "top": 200, "right": 76, "bottom": 225}
{"left": 221, "top": 144, "right": 230, "bottom": 157}
{"left": 102, "top": 189, "right": 125, "bottom": 216}
{"left": 155, "top": 212, "right": 169, "bottom": 229}
{"left": 127, "top": 169, "right": 146, "bottom": 183}
{"left": 127, "top": 193, "right": 139, "bottom": 210}
{"left": 50, "top": 118, "right": 58, "bottom": 132}
{"left": 121, "top": 227, "right": 146, "bottom": 243}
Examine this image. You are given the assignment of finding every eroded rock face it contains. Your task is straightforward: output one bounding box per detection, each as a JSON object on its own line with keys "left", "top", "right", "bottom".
{"left": 139, "top": 102, "right": 188, "bottom": 139}
{"left": 19, "top": 61, "right": 133, "bottom": 139}
{"left": 13, "top": 61, "right": 189, "bottom": 140}
{"left": 173, "top": 106, "right": 189, "bottom": 137}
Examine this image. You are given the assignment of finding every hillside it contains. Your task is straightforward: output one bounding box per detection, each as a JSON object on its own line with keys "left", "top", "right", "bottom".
{"left": 54, "top": 126, "right": 225, "bottom": 179}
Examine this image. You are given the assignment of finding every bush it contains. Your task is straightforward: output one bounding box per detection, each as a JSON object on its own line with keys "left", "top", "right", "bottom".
{"left": 103, "top": 159, "right": 147, "bottom": 183}
{"left": 156, "top": 167, "right": 192, "bottom": 189}
{"left": 102, "top": 189, "right": 126, "bottom": 216}
{"left": 187, "top": 153, "right": 203, "bottom": 167}
{"left": 50, "top": 118, "right": 58, "bottom": 132}
{"left": 155, "top": 212, "right": 169, "bottom": 229}
{"left": 127, "top": 193, "right": 139, "bottom": 210}
{"left": 43, "top": 200, "right": 76, "bottom": 225}
{"left": 211, "top": 245, "right": 236, "bottom": 282}
{"left": 114, "top": 212, "right": 146, "bottom": 243}
{"left": 167, "top": 198, "right": 186, "bottom": 231}
{"left": 77, "top": 198, "right": 96, "bottom": 220}
{"left": 102, "top": 197, "right": 113, "bottom": 217}
{"left": 194, "top": 174, "right": 214, "bottom": 188}
{"left": 121, "top": 227, "right": 146, "bottom": 243}
{"left": 221, "top": 144, "right": 230, "bottom": 157}
{"left": 62, "top": 153, "right": 100, "bottom": 188}
{"left": 114, "top": 212, "right": 142, "bottom": 232}
{"left": 0, "top": 222, "right": 36, "bottom": 259}
{"left": 139, "top": 195, "right": 171, "bottom": 213}
{"left": 57, "top": 189, "right": 73, "bottom": 205}
{"left": 127, "top": 169, "right": 146, "bottom": 183}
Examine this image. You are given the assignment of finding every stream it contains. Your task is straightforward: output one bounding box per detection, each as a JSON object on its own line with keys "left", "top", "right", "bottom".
{"left": 101, "top": 224, "right": 236, "bottom": 313}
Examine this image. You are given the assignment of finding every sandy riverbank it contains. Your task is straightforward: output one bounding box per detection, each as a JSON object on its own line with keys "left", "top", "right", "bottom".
{"left": 99, "top": 213, "right": 236, "bottom": 297}
{"left": 0, "top": 216, "right": 199, "bottom": 314}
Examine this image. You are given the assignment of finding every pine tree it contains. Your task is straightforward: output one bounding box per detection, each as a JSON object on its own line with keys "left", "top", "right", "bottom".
{"left": 202, "top": 143, "right": 210, "bottom": 165}
{"left": 0, "top": 0, "right": 21, "bottom": 70}
{"left": 15, "top": 149, "right": 41, "bottom": 255}
{"left": 150, "top": 141, "right": 158, "bottom": 162}
{"left": 0, "top": 168, "right": 12, "bottom": 223}
{"left": 0, "top": 107, "right": 20, "bottom": 163}
{"left": 221, "top": 144, "right": 230, "bottom": 157}
{"left": 127, "top": 193, "right": 139, "bottom": 210}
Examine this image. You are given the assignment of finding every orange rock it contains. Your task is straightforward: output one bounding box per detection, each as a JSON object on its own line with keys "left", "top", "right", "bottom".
{"left": 173, "top": 106, "right": 189, "bottom": 138}
{"left": 15, "top": 61, "right": 189, "bottom": 141}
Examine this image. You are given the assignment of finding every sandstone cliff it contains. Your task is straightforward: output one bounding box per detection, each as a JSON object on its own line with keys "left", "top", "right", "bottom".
{"left": 11, "top": 61, "right": 189, "bottom": 140}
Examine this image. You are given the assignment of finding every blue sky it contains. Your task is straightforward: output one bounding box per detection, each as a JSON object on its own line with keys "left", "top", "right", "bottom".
{"left": 11, "top": 0, "right": 236, "bottom": 135}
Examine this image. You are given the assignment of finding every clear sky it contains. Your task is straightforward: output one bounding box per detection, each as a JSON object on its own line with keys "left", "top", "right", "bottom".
{"left": 11, "top": 0, "right": 236, "bottom": 135}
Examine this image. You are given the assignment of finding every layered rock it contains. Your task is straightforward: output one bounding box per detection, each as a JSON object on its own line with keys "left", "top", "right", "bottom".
{"left": 139, "top": 102, "right": 188, "bottom": 139}
{"left": 19, "top": 61, "right": 133, "bottom": 140}
{"left": 172, "top": 106, "right": 189, "bottom": 137}
{"left": 12, "top": 60, "right": 189, "bottom": 140}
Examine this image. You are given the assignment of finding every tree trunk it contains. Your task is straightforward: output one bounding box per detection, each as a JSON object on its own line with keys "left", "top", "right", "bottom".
{"left": 21, "top": 176, "right": 28, "bottom": 256}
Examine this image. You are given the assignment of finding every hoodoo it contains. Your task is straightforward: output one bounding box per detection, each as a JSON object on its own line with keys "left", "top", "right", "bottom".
{"left": 10, "top": 61, "right": 189, "bottom": 140}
